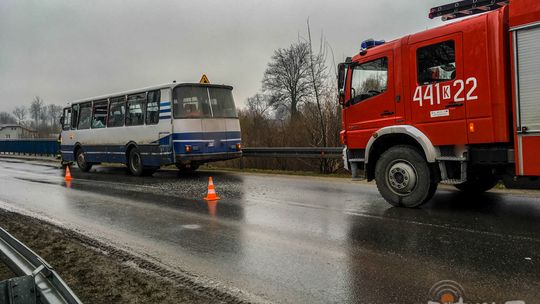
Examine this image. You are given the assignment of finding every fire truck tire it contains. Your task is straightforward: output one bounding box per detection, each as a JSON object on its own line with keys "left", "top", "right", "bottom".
{"left": 454, "top": 173, "right": 498, "bottom": 194}
{"left": 375, "top": 145, "right": 437, "bottom": 208}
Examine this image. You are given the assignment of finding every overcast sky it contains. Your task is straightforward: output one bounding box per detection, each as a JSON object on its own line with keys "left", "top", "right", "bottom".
{"left": 0, "top": 0, "right": 449, "bottom": 112}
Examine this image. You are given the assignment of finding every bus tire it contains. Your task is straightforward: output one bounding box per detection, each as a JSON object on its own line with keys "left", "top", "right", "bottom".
{"left": 375, "top": 145, "right": 437, "bottom": 208}
{"left": 75, "top": 148, "right": 92, "bottom": 172}
{"left": 128, "top": 148, "right": 145, "bottom": 176}
{"left": 455, "top": 172, "right": 498, "bottom": 194}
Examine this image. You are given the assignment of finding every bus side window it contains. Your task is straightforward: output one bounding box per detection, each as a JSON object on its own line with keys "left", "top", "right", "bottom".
{"left": 108, "top": 96, "right": 126, "bottom": 127}
{"left": 126, "top": 93, "right": 146, "bottom": 126}
{"left": 146, "top": 90, "right": 161, "bottom": 125}
{"left": 71, "top": 104, "right": 79, "bottom": 130}
{"left": 92, "top": 100, "right": 108, "bottom": 129}
{"left": 78, "top": 102, "right": 92, "bottom": 130}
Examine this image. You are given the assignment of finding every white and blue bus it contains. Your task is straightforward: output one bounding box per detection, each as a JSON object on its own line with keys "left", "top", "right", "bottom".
{"left": 60, "top": 82, "right": 242, "bottom": 176}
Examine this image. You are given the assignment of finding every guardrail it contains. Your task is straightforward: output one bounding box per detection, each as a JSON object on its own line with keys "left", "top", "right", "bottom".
{"left": 241, "top": 147, "right": 343, "bottom": 159}
{"left": 0, "top": 139, "right": 58, "bottom": 156}
{"left": 0, "top": 139, "right": 344, "bottom": 160}
{"left": 0, "top": 227, "right": 82, "bottom": 304}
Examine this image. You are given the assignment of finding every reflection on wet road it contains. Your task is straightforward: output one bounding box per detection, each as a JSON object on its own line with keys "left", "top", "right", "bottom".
{"left": 0, "top": 159, "right": 539, "bottom": 303}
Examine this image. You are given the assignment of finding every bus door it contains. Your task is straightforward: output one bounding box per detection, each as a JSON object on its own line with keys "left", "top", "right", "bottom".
{"left": 158, "top": 131, "right": 172, "bottom": 162}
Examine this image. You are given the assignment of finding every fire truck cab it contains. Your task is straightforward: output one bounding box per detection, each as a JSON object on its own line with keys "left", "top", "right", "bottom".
{"left": 339, "top": 0, "right": 540, "bottom": 207}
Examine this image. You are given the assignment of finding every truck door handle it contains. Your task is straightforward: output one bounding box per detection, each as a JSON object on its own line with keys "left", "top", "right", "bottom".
{"left": 445, "top": 102, "right": 464, "bottom": 108}
{"left": 380, "top": 110, "right": 395, "bottom": 116}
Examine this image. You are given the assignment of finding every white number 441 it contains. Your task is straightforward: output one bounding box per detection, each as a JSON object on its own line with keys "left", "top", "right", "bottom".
{"left": 413, "top": 77, "right": 477, "bottom": 107}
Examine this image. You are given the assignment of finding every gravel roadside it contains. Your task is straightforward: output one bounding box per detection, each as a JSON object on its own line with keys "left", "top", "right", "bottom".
{"left": 0, "top": 210, "right": 235, "bottom": 304}
{"left": 0, "top": 262, "right": 14, "bottom": 281}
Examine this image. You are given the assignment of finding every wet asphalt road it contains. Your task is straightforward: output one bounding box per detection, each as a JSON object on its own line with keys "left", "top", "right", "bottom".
{"left": 0, "top": 158, "right": 539, "bottom": 304}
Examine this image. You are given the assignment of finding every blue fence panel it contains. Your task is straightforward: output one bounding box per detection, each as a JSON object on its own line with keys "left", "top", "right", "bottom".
{"left": 0, "top": 139, "right": 59, "bottom": 155}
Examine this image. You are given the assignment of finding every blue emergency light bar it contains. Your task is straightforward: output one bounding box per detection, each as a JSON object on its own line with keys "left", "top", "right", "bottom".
{"left": 361, "top": 39, "right": 385, "bottom": 52}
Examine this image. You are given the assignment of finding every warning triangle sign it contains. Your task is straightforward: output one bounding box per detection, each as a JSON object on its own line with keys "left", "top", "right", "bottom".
{"left": 199, "top": 74, "right": 210, "bottom": 84}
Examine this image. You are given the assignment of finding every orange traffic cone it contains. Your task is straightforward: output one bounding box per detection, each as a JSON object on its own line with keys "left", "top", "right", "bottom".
{"left": 64, "top": 166, "right": 73, "bottom": 182}
{"left": 204, "top": 176, "right": 220, "bottom": 200}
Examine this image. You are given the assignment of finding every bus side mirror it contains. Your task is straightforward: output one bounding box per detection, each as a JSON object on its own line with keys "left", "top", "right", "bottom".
{"left": 60, "top": 116, "right": 65, "bottom": 125}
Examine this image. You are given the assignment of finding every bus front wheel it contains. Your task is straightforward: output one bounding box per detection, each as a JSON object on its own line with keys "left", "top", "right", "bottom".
{"left": 76, "top": 148, "right": 92, "bottom": 172}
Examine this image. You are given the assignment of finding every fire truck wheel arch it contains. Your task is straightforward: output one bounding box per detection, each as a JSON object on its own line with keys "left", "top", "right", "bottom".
{"left": 365, "top": 125, "right": 438, "bottom": 165}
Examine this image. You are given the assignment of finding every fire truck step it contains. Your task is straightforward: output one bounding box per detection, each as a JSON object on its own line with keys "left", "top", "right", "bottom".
{"left": 440, "top": 179, "right": 466, "bottom": 185}
{"left": 436, "top": 156, "right": 467, "bottom": 162}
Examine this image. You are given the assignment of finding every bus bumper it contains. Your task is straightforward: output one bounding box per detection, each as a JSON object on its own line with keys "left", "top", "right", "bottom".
{"left": 175, "top": 151, "right": 242, "bottom": 164}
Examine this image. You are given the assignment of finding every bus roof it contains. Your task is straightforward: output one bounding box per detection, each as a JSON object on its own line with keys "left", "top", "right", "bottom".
{"left": 67, "top": 82, "right": 234, "bottom": 106}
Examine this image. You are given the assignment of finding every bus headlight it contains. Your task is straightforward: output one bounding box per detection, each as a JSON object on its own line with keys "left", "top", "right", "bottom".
{"left": 185, "top": 145, "right": 191, "bottom": 153}
{"left": 235, "top": 143, "right": 242, "bottom": 151}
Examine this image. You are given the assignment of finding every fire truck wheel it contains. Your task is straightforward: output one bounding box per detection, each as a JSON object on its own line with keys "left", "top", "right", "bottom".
{"left": 375, "top": 145, "right": 437, "bottom": 208}
{"left": 454, "top": 173, "right": 498, "bottom": 194}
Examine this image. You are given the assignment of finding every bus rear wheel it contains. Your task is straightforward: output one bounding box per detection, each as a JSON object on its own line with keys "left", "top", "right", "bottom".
{"left": 76, "top": 148, "right": 92, "bottom": 172}
{"left": 375, "top": 145, "right": 437, "bottom": 208}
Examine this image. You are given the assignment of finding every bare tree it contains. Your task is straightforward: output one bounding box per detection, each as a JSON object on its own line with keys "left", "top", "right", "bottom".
{"left": 29, "top": 96, "right": 44, "bottom": 128}
{"left": 47, "top": 104, "right": 63, "bottom": 128}
{"left": 40, "top": 104, "right": 48, "bottom": 127}
{"left": 0, "top": 112, "right": 16, "bottom": 124}
{"left": 246, "top": 93, "right": 271, "bottom": 118}
{"left": 12, "top": 106, "right": 27, "bottom": 124}
{"left": 306, "top": 19, "right": 330, "bottom": 148}
{"left": 262, "top": 41, "right": 311, "bottom": 118}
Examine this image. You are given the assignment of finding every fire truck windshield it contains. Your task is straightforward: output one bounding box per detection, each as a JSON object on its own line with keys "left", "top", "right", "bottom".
{"left": 350, "top": 57, "right": 388, "bottom": 104}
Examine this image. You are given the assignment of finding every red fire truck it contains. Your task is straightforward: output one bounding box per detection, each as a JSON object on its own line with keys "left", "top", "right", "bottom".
{"left": 338, "top": 0, "right": 540, "bottom": 207}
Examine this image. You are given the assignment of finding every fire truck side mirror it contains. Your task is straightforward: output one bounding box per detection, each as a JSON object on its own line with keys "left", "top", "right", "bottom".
{"left": 338, "top": 63, "right": 347, "bottom": 105}
{"left": 337, "top": 63, "right": 346, "bottom": 90}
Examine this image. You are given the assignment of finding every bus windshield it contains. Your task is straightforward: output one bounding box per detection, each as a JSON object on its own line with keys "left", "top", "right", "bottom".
{"left": 173, "top": 86, "right": 237, "bottom": 118}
